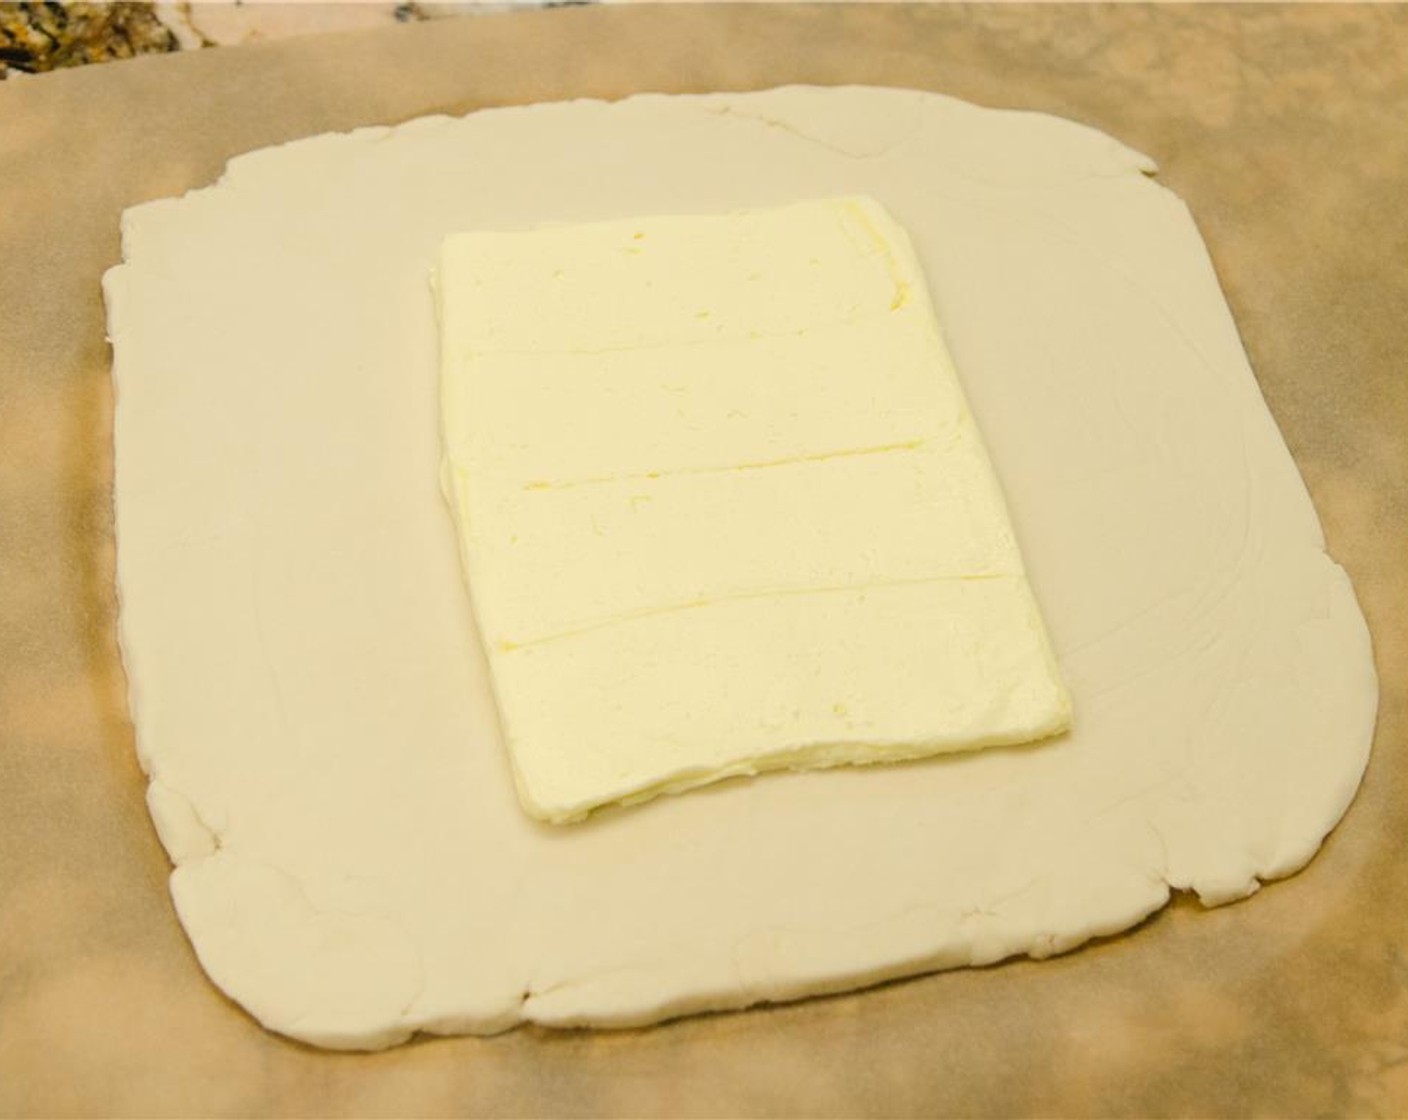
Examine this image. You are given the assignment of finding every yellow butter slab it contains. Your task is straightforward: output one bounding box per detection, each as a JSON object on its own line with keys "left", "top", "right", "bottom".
{"left": 439, "top": 196, "right": 1071, "bottom": 822}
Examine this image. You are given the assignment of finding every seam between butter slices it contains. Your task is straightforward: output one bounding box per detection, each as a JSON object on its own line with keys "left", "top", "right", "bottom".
{"left": 494, "top": 572, "right": 1023, "bottom": 653}
{"left": 517, "top": 437, "right": 931, "bottom": 492}
{"left": 453, "top": 308, "right": 906, "bottom": 357}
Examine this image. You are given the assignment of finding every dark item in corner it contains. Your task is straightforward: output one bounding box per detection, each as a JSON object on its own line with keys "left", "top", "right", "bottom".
{"left": 0, "top": 1, "right": 179, "bottom": 78}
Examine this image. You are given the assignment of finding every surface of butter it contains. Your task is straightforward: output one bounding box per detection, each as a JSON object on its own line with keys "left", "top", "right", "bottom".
{"left": 439, "top": 196, "right": 1071, "bottom": 822}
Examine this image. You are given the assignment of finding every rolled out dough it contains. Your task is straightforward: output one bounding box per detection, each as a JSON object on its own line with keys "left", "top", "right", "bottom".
{"left": 105, "top": 86, "right": 1377, "bottom": 1050}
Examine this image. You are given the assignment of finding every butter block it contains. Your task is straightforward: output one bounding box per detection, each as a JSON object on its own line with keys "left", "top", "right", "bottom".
{"left": 439, "top": 196, "right": 1071, "bottom": 822}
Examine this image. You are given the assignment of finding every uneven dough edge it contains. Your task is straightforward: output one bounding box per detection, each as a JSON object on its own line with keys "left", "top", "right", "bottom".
{"left": 124, "top": 493, "right": 1375, "bottom": 1049}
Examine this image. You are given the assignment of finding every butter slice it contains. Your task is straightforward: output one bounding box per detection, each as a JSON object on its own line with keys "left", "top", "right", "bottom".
{"left": 439, "top": 197, "right": 1071, "bottom": 823}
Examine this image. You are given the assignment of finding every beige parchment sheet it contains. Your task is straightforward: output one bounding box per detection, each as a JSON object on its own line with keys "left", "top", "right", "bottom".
{"left": 2, "top": 4, "right": 1406, "bottom": 1116}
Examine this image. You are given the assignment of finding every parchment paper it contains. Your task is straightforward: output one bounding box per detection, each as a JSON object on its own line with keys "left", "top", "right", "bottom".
{"left": 2, "top": 5, "right": 1406, "bottom": 1116}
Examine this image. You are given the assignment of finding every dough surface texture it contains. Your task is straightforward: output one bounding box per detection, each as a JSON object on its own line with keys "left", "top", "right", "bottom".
{"left": 104, "top": 86, "right": 1377, "bottom": 1050}
{"left": 438, "top": 196, "right": 1071, "bottom": 823}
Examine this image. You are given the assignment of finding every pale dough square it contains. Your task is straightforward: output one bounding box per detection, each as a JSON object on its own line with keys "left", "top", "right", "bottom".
{"left": 438, "top": 197, "right": 1071, "bottom": 822}
{"left": 105, "top": 87, "right": 1375, "bottom": 1050}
